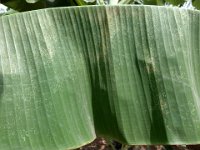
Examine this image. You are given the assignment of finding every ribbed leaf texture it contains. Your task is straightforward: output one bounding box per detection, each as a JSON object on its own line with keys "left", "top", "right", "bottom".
{"left": 0, "top": 5, "right": 200, "bottom": 150}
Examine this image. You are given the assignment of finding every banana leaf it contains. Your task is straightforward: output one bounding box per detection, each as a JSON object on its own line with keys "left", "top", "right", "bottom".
{"left": 0, "top": 5, "right": 200, "bottom": 150}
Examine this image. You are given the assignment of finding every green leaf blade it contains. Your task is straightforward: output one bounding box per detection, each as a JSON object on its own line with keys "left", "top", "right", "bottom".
{"left": 0, "top": 5, "right": 200, "bottom": 150}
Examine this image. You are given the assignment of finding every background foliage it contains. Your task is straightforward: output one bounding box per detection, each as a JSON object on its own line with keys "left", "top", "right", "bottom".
{"left": 0, "top": 0, "right": 200, "bottom": 12}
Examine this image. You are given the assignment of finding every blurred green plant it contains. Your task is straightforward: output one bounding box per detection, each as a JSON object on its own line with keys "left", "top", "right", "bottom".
{"left": 0, "top": 0, "right": 200, "bottom": 12}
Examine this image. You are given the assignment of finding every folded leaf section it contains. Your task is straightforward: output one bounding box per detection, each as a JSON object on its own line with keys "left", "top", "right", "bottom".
{"left": 0, "top": 6, "right": 200, "bottom": 150}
